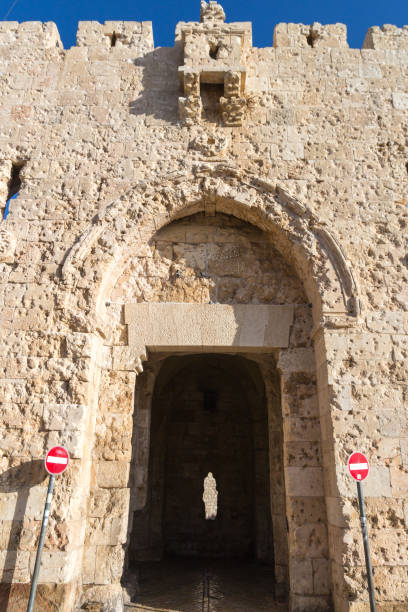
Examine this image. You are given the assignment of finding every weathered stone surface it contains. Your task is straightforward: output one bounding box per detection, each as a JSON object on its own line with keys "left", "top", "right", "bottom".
{"left": 0, "top": 2, "right": 407, "bottom": 611}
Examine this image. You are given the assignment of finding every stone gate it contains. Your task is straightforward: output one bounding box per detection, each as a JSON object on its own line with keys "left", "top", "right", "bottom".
{"left": 0, "top": 3, "right": 407, "bottom": 611}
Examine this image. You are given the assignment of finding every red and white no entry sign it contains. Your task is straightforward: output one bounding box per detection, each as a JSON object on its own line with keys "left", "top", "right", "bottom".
{"left": 348, "top": 451, "right": 369, "bottom": 481}
{"left": 45, "top": 446, "right": 69, "bottom": 475}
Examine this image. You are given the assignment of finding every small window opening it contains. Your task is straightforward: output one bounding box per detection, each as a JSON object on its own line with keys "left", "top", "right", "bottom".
{"left": 202, "top": 389, "right": 217, "bottom": 412}
{"left": 200, "top": 83, "right": 224, "bottom": 123}
{"left": 203, "top": 472, "right": 218, "bottom": 520}
{"left": 3, "top": 162, "right": 24, "bottom": 220}
{"left": 110, "top": 32, "right": 117, "bottom": 47}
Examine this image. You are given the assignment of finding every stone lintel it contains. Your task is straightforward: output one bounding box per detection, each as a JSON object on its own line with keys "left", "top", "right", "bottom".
{"left": 124, "top": 303, "right": 294, "bottom": 354}
{"left": 179, "top": 65, "right": 247, "bottom": 86}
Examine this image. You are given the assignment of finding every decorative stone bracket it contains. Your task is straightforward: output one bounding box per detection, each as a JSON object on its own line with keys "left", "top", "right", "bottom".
{"left": 177, "top": 2, "right": 252, "bottom": 126}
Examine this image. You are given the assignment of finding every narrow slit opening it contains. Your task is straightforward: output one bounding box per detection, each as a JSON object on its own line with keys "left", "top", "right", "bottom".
{"left": 3, "top": 161, "right": 24, "bottom": 220}
{"left": 203, "top": 472, "right": 218, "bottom": 520}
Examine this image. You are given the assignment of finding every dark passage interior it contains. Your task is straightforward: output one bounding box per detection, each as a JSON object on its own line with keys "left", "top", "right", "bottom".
{"left": 126, "top": 354, "right": 281, "bottom": 609}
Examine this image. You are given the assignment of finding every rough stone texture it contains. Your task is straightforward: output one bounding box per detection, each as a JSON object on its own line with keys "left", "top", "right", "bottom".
{"left": 0, "top": 2, "right": 407, "bottom": 611}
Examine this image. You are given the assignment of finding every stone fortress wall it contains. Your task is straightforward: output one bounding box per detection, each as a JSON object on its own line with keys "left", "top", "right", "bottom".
{"left": 0, "top": 2, "right": 407, "bottom": 610}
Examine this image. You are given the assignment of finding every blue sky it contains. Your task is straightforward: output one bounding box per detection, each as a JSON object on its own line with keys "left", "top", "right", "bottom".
{"left": 1, "top": 0, "right": 407, "bottom": 49}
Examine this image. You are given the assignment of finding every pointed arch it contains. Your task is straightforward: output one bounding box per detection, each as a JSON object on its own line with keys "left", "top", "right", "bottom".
{"left": 60, "top": 165, "right": 360, "bottom": 336}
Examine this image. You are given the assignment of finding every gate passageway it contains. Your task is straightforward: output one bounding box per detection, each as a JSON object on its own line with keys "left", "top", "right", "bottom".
{"left": 126, "top": 558, "right": 288, "bottom": 611}
{"left": 127, "top": 354, "right": 284, "bottom": 610}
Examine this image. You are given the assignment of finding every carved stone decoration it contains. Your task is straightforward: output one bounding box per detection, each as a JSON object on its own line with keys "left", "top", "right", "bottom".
{"left": 0, "top": 226, "right": 16, "bottom": 263}
{"left": 224, "top": 71, "right": 241, "bottom": 97}
{"left": 179, "top": 95, "right": 203, "bottom": 126}
{"left": 200, "top": 1, "right": 226, "bottom": 23}
{"left": 190, "top": 131, "right": 229, "bottom": 157}
{"left": 177, "top": 2, "right": 253, "bottom": 126}
{"left": 219, "top": 96, "right": 246, "bottom": 126}
{"left": 184, "top": 71, "right": 200, "bottom": 96}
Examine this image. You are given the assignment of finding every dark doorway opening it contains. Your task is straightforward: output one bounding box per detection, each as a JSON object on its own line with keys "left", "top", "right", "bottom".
{"left": 126, "top": 354, "right": 279, "bottom": 609}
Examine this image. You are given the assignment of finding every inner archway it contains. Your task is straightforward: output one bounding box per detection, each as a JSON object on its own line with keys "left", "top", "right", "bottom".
{"left": 127, "top": 353, "right": 280, "bottom": 609}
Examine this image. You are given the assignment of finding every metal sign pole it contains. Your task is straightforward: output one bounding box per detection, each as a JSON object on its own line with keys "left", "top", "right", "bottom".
{"left": 27, "top": 474, "right": 55, "bottom": 612}
{"left": 357, "top": 481, "right": 377, "bottom": 612}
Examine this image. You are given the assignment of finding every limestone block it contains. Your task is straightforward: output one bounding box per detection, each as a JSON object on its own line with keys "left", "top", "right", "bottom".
{"left": 95, "top": 461, "right": 130, "bottom": 488}
{"left": 373, "top": 565, "right": 408, "bottom": 601}
{"left": 43, "top": 403, "right": 86, "bottom": 430}
{"left": 46, "top": 429, "right": 84, "bottom": 459}
{"left": 0, "top": 550, "right": 30, "bottom": 582}
{"left": 287, "top": 497, "right": 327, "bottom": 527}
{"left": 125, "top": 303, "right": 295, "bottom": 352}
{"left": 65, "top": 333, "right": 94, "bottom": 358}
{"left": 286, "top": 441, "right": 321, "bottom": 466}
{"left": 337, "top": 464, "right": 393, "bottom": 497}
{"left": 98, "top": 370, "right": 136, "bottom": 413}
{"left": 370, "top": 528, "right": 408, "bottom": 565}
{"left": 390, "top": 466, "right": 408, "bottom": 498}
{"left": 284, "top": 417, "right": 321, "bottom": 442}
{"left": 94, "top": 545, "right": 124, "bottom": 584}
{"left": 86, "top": 513, "right": 128, "bottom": 546}
{"left": 29, "top": 550, "right": 76, "bottom": 583}
{"left": 392, "top": 92, "right": 408, "bottom": 110}
{"left": 291, "top": 594, "right": 332, "bottom": 611}
{"left": 82, "top": 545, "right": 97, "bottom": 584}
{"left": 292, "top": 522, "right": 329, "bottom": 559}
{"left": 80, "top": 584, "right": 124, "bottom": 609}
{"left": 285, "top": 467, "right": 324, "bottom": 496}
{"left": 94, "top": 413, "right": 133, "bottom": 461}
{"left": 290, "top": 558, "right": 313, "bottom": 595}
{"left": 312, "top": 558, "right": 331, "bottom": 595}
{"left": 88, "top": 488, "right": 130, "bottom": 519}
{"left": 76, "top": 22, "right": 110, "bottom": 47}
{"left": 278, "top": 348, "right": 316, "bottom": 373}
{"left": 366, "top": 311, "right": 403, "bottom": 333}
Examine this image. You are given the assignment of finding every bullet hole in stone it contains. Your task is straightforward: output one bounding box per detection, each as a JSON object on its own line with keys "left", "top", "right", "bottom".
{"left": 203, "top": 472, "right": 218, "bottom": 520}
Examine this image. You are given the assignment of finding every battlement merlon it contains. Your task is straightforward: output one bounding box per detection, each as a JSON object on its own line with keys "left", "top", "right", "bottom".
{"left": 274, "top": 22, "right": 348, "bottom": 48}
{"left": 76, "top": 21, "right": 154, "bottom": 51}
{"left": 0, "top": 21, "right": 62, "bottom": 48}
{"left": 363, "top": 24, "right": 408, "bottom": 49}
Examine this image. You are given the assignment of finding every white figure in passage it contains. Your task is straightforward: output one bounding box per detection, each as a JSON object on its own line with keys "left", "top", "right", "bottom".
{"left": 203, "top": 471, "right": 218, "bottom": 520}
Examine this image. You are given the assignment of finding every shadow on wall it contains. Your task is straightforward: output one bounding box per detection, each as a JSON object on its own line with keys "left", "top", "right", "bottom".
{"left": 129, "top": 43, "right": 183, "bottom": 125}
{"left": 0, "top": 461, "right": 47, "bottom": 610}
